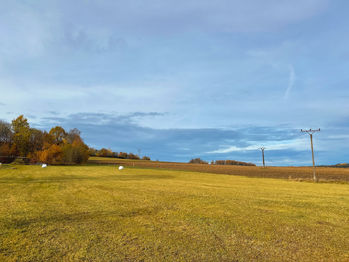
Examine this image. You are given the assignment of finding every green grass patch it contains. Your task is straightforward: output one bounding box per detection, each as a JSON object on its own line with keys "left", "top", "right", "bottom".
{"left": 0, "top": 165, "right": 348, "bottom": 261}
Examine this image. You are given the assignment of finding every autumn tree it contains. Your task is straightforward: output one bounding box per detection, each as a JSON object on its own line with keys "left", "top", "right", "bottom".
{"left": 29, "top": 128, "right": 44, "bottom": 152}
{"left": 11, "top": 115, "right": 31, "bottom": 156}
{"left": 42, "top": 131, "right": 54, "bottom": 149}
{"left": 97, "top": 148, "right": 114, "bottom": 157}
{"left": 128, "top": 153, "right": 140, "bottom": 160}
{"left": 118, "top": 152, "right": 128, "bottom": 159}
{"left": 38, "top": 144, "right": 63, "bottom": 164}
{"left": 0, "top": 143, "right": 16, "bottom": 163}
{"left": 66, "top": 128, "right": 81, "bottom": 144}
{"left": 71, "top": 139, "right": 89, "bottom": 164}
{"left": 2, "top": 115, "right": 90, "bottom": 165}
{"left": 0, "top": 120, "right": 12, "bottom": 144}
{"left": 62, "top": 134, "right": 89, "bottom": 164}
{"left": 88, "top": 147, "right": 97, "bottom": 156}
{"left": 49, "top": 126, "right": 67, "bottom": 145}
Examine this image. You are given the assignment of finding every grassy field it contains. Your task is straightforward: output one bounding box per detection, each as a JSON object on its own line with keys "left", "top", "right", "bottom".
{"left": 1, "top": 165, "right": 349, "bottom": 261}
{"left": 89, "top": 156, "right": 349, "bottom": 182}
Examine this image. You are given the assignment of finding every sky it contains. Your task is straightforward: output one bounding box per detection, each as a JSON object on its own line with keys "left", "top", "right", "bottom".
{"left": 1, "top": 0, "right": 349, "bottom": 165}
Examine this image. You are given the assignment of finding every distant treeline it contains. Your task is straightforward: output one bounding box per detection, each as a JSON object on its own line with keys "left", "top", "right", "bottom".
{"left": 89, "top": 148, "right": 151, "bottom": 161}
{"left": 318, "top": 163, "right": 349, "bottom": 168}
{"left": 189, "top": 158, "right": 255, "bottom": 166}
{"left": 212, "top": 160, "right": 256, "bottom": 166}
{"left": 0, "top": 115, "right": 89, "bottom": 165}
{"left": 189, "top": 158, "right": 209, "bottom": 164}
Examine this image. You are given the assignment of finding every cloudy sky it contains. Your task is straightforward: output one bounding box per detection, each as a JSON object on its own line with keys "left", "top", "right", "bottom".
{"left": 1, "top": 0, "right": 349, "bottom": 165}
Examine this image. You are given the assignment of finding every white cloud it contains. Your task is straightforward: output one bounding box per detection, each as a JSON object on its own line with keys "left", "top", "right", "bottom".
{"left": 327, "top": 134, "right": 349, "bottom": 140}
{"left": 284, "top": 64, "right": 295, "bottom": 99}
{"left": 207, "top": 138, "right": 306, "bottom": 154}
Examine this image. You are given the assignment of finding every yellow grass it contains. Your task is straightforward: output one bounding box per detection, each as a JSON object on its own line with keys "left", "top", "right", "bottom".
{"left": 0, "top": 165, "right": 348, "bottom": 261}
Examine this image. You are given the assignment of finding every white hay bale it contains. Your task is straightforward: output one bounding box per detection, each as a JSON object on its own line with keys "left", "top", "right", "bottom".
{"left": 42, "top": 164, "right": 47, "bottom": 168}
{"left": 118, "top": 166, "right": 124, "bottom": 170}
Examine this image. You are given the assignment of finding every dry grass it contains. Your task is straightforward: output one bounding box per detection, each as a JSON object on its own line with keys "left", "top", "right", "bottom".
{"left": 0, "top": 164, "right": 349, "bottom": 261}
{"left": 89, "top": 157, "right": 349, "bottom": 182}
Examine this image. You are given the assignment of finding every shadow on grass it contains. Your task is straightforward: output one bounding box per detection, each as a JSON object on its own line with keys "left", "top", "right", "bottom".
{"left": 3, "top": 207, "right": 162, "bottom": 229}
{"left": 0, "top": 174, "right": 174, "bottom": 184}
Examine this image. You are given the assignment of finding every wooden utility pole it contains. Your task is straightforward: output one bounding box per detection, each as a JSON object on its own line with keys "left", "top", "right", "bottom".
{"left": 260, "top": 147, "right": 266, "bottom": 168}
{"left": 301, "top": 128, "right": 320, "bottom": 182}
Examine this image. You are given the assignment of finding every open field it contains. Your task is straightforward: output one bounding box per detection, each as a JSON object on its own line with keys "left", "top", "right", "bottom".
{"left": 0, "top": 165, "right": 349, "bottom": 261}
{"left": 89, "top": 157, "right": 349, "bottom": 183}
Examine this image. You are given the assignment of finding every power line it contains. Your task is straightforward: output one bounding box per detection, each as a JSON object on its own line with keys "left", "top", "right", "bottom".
{"left": 301, "top": 128, "right": 320, "bottom": 182}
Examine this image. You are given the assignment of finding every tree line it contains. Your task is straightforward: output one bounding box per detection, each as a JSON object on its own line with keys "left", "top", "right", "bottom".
{"left": 212, "top": 160, "right": 256, "bottom": 166}
{"left": 89, "top": 148, "right": 151, "bottom": 160}
{"left": 189, "top": 158, "right": 255, "bottom": 166}
{"left": 0, "top": 115, "right": 89, "bottom": 164}
{"left": 0, "top": 115, "right": 151, "bottom": 165}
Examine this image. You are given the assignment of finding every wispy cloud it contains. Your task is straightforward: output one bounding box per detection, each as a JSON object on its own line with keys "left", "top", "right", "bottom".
{"left": 37, "top": 112, "right": 165, "bottom": 127}
{"left": 207, "top": 138, "right": 306, "bottom": 154}
{"left": 284, "top": 64, "right": 295, "bottom": 99}
{"left": 207, "top": 145, "right": 257, "bottom": 153}
{"left": 326, "top": 134, "right": 349, "bottom": 140}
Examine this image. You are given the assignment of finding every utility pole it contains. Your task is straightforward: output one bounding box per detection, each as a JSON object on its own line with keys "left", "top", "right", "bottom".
{"left": 301, "top": 128, "right": 320, "bottom": 182}
{"left": 260, "top": 147, "right": 266, "bottom": 168}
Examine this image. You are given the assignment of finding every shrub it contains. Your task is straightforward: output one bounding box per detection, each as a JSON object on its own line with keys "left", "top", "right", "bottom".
{"left": 38, "top": 144, "right": 63, "bottom": 165}
{"left": 128, "top": 153, "right": 140, "bottom": 160}
{"left": 0, "top": 143, "right": 16, "bottom": 163}
{"left": 97, "top": 148, "right": 114, "bottom": 157}
{"left": 118, "top": 152, "right": 128, "bottom": 159}
{"left": 189, "top": 158, "right": 208, "bottom": 164}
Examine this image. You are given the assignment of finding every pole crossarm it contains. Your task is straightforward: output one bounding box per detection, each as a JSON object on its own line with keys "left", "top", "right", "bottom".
{"left": 301, "top": 128, "right": 320, "bottom": 134}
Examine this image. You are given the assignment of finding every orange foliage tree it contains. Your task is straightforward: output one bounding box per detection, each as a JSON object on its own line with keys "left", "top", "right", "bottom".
{"left": 1, "top": 115, "right": 90, "bottom": 165}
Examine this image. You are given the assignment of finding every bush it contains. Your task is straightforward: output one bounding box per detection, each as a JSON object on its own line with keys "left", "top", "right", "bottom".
{"left": 38, "top": 144, "right": 63, "bottom": 165}
{"left": 189, "top": 158, "right": 208, "bottom": 164}
{"left": 128, "top": 153, "right": 140, "bottom": 160}
{"left": 118, "top": 152, "right": 128, "bottom": 159}
{"left": 0, "top": 143, "right": 16, "bottom": 163}
{"left": 97, "top": 148, "right": 114, "bottom": 157}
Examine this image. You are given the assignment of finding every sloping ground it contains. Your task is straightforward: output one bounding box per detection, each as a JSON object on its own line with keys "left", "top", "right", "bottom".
{"left": 88, "top": 157, "right": 349, "bottom": 182}
{"left": 0, "top": 165, "right": 348, "bottom": 261}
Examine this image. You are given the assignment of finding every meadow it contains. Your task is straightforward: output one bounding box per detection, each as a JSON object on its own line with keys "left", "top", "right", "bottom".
{"left": 89, "top": 157, "right": 349, "bottom": 182}
{"left": 0, "top": 164, "right": 348, "bottom": 261}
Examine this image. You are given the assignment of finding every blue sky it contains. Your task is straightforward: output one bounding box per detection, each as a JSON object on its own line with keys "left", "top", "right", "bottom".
{"left": 1, "top": 0, "right": 349, "bottom": 165}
